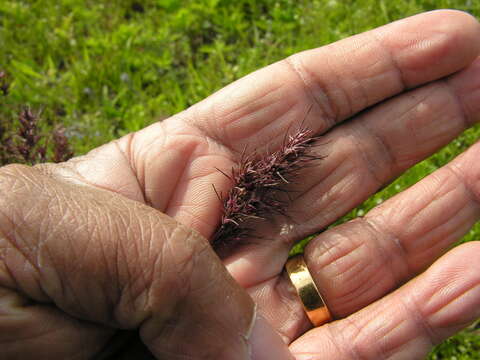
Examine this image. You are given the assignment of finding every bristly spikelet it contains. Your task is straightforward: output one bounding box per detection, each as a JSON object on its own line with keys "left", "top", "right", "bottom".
{"left": 17, "top": 107, "right": 45, "bottom": 163}
{"left": 52, "top": 125, "right": 74, "bottom": 163}
{"left": 0, "top": 70, "right": 75, "bottom": 166}
{"left": 212, "top": 127, "right": 322, "bottom": 248}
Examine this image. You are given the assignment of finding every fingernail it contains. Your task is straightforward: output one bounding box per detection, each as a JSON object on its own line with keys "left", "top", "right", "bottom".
{"left": 249, "top": 314, "right": 294, "bottom": 360}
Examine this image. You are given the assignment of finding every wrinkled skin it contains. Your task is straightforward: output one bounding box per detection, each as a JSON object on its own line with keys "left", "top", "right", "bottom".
{"left": 2, "top": 10, "right": 480, "bottom": 360}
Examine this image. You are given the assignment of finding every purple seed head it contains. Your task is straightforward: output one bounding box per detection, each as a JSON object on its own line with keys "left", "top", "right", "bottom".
{"left": 212, "top": 126, "right": 322, "bottom": 248}
{"left": 1, "top": 105, "right": 75, "bottom": 166}
{"left": 52, "top": 125, "right": 74, "bottom": 163}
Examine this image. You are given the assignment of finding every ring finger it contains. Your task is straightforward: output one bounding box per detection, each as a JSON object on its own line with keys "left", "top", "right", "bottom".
{"left": 248, "top": 120, "right": 480, "bottom": 343}
{"left": 289, "top": 241, "right": 480, "bottom": 359}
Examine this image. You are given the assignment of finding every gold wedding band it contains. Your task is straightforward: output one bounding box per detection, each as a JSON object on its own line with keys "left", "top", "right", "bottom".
{"left": 285, "top": 254, "right": 332, "bottom": 327}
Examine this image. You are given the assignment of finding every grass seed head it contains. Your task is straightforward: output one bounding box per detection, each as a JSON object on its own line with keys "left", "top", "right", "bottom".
{"left": 212, "top": 126, "right": 322, "bottom": 248}
{"left": 0, "top": 71, "right": 75, "bottom": 166}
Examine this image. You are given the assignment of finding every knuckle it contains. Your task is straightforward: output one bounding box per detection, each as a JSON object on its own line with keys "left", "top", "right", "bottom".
{"left": 283, "top": 55, "right": 338, "bottom": 124}
{"left": 401, "top": 292, "right": 438, "bottom": 347}
{"left": 343, "top": 125, "right": 393, "bottom": 187}
{"left": 439, "top": 9, "right": 480, "bottom": 29}
{"left": 324, "top": 320, "right": 365, "bottom": 360}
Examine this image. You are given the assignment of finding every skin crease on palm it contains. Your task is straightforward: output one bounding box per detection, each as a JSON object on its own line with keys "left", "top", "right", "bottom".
{"left": 2, "top": 9, "right": 480, "bottom": 360}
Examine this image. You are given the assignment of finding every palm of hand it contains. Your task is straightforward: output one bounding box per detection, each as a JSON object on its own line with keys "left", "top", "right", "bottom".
{"left": 18, "top": 10, "right": 480, "bottom": 359}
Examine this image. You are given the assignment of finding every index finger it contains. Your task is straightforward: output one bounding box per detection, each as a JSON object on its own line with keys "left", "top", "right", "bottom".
{"left": 185, "top": 10, "right": 480, "bottom": 153}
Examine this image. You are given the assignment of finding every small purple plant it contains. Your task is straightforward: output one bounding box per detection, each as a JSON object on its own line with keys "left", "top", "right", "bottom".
{"left": 52, "top": 125, "right": 74, "bottom": 163}
{"left": 0, "top": 71, "right": 74, "bottom": 166}
{"left": 16, "top": 107, "right": 46, "bottom": 164}
{"left": 212, "top": 126, "right": 321, "bottom": 248}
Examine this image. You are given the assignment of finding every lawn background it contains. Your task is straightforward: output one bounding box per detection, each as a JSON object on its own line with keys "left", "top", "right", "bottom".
{"left": 1, "top": 0, "right": 480, "bottom": 358}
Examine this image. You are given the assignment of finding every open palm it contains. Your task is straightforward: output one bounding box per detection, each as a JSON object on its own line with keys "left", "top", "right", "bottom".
{"left": 48, "top": 10, "right": 480, "bottom": 359}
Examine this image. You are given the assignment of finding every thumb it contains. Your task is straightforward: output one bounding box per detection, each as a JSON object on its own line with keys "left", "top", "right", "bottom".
{"left": 0, "top": 164, "right": 285, "bottom": 359}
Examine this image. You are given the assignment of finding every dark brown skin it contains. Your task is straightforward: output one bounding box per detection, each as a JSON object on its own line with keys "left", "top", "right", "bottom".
{"left": 0, "top": 164, "right": 265, "bottom": 359}
{"left": 2, "top": 10, "right": 480, "bottom": 360}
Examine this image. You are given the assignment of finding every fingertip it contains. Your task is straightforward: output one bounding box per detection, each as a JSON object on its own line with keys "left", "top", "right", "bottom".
{"left": 423, "top": 241, "right": 480, "bottom": 283}
{"left": 396, "top": 9, "right": 480, "bottom": 46}
{"left": 377, "top": 9, "right": 480, "bottom": 87}
{"left": 447, "top": 56, "right": 480, "bottom": 125}
{"left": 412, "top": 241, "right": 480, "bottom": 338}
{"left": 429, "top": 9, "right": 480, "bottom": 32}
{"left": 428, "top": 9, "right": 480, "bottom": 61}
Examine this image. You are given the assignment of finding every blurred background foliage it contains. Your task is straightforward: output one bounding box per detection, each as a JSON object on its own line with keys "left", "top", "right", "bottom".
{"left": 1, "top": 0, "right": 480, "bottom": 358}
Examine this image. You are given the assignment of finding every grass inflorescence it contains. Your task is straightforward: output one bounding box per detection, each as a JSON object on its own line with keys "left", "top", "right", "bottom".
{"left": 213, "top": 127, "right": 321, "bottom": 248}
{"left": 0, "top": 71, "right": 74, "bottom": 166}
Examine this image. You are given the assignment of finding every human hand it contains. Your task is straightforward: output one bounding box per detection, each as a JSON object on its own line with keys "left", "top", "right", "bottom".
{"left": 0, "top": 159, "right": 280, "bottom": 359}
{"left": 2, "top": 9, "right": 480, "bottom": 360}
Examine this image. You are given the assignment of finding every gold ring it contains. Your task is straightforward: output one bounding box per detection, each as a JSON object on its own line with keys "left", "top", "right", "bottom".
{"left": 285, "top": 254, "right": 332, "bottom": 327}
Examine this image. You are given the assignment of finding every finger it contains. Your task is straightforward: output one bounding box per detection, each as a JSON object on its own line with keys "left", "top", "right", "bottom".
{"left": 289, "top": 242, "right": 480, "bottom": 359}
{"left": 250, "top": 135, "right": 480, "bottom": 342}
{"left": 282, "top": 55, "right": 480, "bottom": 241}
{"left": 225, "top": 53, "right": 480, "bottom": 286}
{"left": 50, "top": 118, "right": 236, "bottom": 239}
{"left": 183, "top": 10, "right": 480, "bottom": 153}
{"left": 0, "top": 165, "right": 289, "bottom": 359}
{"left": 0, "top": 287, "right": 114, "bottom": 359}
{"left": 49, "top": 11, "right": 480, "bottom": 241}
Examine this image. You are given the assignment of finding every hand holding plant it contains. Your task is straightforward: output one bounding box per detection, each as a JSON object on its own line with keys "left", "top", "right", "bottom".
{"left": 1, "top": 10, "right": 480, "bottom": 359}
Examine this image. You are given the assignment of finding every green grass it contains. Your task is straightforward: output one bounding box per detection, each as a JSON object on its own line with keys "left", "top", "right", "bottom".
{"left": 1, "top": 0, "right": 480, "bottom": 358}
